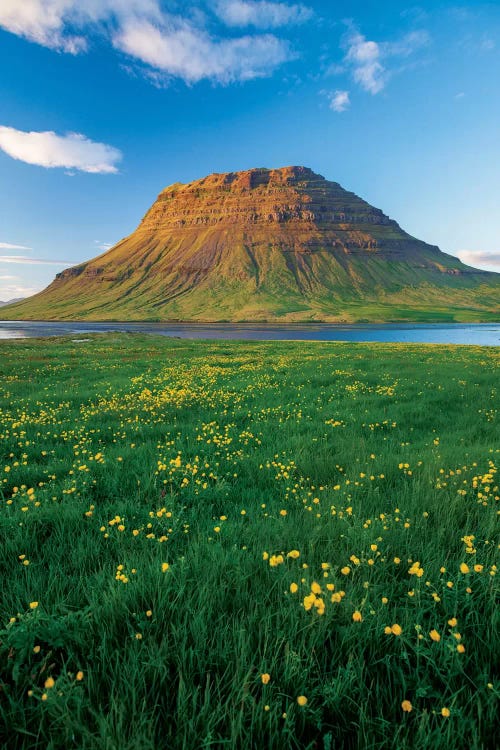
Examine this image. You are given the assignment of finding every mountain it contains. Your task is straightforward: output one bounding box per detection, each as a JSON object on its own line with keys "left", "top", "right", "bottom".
{"left": 3, "top": 166, "right": 499, "bottom": 322}
{"left": 0, "top": 297, "right": 24, "bottom": 307}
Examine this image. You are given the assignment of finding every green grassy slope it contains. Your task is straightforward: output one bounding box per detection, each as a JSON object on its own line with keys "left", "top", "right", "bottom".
{"left": 3, "top": 235, "right": 499, "bottom": 322}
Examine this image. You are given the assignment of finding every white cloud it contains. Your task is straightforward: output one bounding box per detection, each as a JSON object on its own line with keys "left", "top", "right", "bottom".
{"left": 0, "top": 241, "right": 32, "bottom": 250}
{"left": 113, "top": 18, "right": 291, "bottom": 83}
{"left": 0, "top": 126, "right": 122, "bottom": 174}
{"left": 344, "top": 31, "right": 386, "bottom": 94}
{"left": 0, "top": 283, "right": 40, "bottom": 300}
{"left": 216, "top": 1, "right": 312, "bottom": 28}
{"left": 0, "top": 0, "right": 86, "bottom": 53}
{"left": 382, "top": 30, "right": 430, "bottom": 58}
{"left": 0, "top": 0, "right": 294, "bottom": 84}
{"left": 342, "top": 27, "right": 430, "bottom": 95}
{"left": 0, "top": 0, "right": 162, "bottom": 52}
{"left": 0, "top": 255, "right": 72, "bottom": 265}
{"left": 458, "top": 251, "right": 500, "bottom": 270}
{"left": 328, "top": 90, "right": 350, "bottom": 112}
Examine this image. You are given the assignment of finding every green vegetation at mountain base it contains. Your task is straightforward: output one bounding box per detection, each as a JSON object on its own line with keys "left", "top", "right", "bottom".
{"left": 3, "top": 271, "right": 500, "bottom": 323}
{"left": 0, "top": 335, "right": 498, "bottom": 749}
{"left": 3, "top": 167, "right": 499, "bottom": 322}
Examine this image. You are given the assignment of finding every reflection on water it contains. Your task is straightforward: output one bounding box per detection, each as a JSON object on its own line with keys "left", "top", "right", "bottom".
{"left": 0, "top": 320, "right": 499, "bottom": 345}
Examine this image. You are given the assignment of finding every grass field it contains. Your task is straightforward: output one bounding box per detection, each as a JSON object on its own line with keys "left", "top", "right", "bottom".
{"left": 0, "top": 334, "right": 498, "bottom": 749}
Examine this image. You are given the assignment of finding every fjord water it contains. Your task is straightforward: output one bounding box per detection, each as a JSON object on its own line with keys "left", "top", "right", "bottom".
{"left": 0, "top": 321, "right": 499, "bottom": 345}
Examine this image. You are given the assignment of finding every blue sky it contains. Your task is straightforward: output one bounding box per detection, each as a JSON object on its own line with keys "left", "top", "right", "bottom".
{"left": 0, "top": 1, "right": 499, "bottom": 301}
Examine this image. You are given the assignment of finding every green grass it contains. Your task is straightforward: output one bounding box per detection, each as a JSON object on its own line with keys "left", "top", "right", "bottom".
{"left": 0, "top": 334, "right": 498, "bottom": 749}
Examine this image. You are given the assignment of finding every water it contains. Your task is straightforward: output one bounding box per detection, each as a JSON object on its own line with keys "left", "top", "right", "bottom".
{"left": 0, "top": 320, "right": 499, "bottom": 345}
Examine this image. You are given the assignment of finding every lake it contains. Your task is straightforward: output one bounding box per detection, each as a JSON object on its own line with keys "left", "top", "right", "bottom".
{"left": 0, "top": 321, "right": 499, "bottom": 345}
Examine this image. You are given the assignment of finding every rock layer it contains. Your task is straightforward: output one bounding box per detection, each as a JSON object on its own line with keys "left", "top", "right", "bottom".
{"left": 3, "top": 166, "right": 499, "bottom": 321}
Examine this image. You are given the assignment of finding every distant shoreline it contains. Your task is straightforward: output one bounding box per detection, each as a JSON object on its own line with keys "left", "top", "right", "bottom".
{"left": 1, "top": 320, "right": 499, "bottom": 346}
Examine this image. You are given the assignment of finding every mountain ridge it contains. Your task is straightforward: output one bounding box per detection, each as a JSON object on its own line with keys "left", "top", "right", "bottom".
{"left": 3, "top": 166, "right": 499, "bottom": 322}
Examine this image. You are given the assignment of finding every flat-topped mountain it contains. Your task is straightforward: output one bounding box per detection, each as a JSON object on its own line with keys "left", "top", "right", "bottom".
{"left": 4, "top": 166, "right": 499, "bottom": 321}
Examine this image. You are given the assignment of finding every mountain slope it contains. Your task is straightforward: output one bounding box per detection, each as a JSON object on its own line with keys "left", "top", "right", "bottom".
{"left": 4, "top": 166, "right": 499, "bottom": 322}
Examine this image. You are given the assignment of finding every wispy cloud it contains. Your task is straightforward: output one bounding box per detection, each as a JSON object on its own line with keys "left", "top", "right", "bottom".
{"left": 327, "top": 90, "right": 350, "bottom": 112}
{"left": 0, "top": 255, "right": 72, "bottom": 266}
{"left": 113, "top": 19, "right": 291, "bottom": 84}
{"left": 0, "top": 267, "right": 46, "bottom": 301}
{"left": 0, "top": 241, "right": 32, "bottom": 251}
{"left": 95, "top": 241, "right": 114, "bottom": 251}
{"left": 0, "top": 283, "right": 39, "bottom": 300}
{"left": 216, "top": 1, "right": 313, "bottom": 29}
{"left": 0, "top": 0, "right": 87, "bottom": 53}
{"left": 458, "top": 251, "right": 500, "bottom": 269}
{"left": 382, "top": 30, "right": 430, "bottom": 58}
{"left": 344, "top": 31, "right": 386, "bottom": 94}
{"left": 0, "top": 126, "right": 122, "bottom": 174}
{"left": 341, "top": 27, "right": 430, "bottom": 95}
{"left": 0, "top": 0, "right": 296, "bottom": 85}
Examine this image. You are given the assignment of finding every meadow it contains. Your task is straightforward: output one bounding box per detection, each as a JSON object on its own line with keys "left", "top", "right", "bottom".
{"left": 0, "top": 334, "right": 498, "bottom": 749}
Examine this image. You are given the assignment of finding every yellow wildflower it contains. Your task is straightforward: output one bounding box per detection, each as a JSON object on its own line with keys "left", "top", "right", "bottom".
{"left": 269, "top": 554, "right": 284, "bottom": 567}
{"left": 314, "top": 598, "right": 325, "bottom": 615}
{"left": 408, "top": 562, "right": 424, "bottom": 577}
{"left": 303, "top": 594, "right": 316, "bottom": 611}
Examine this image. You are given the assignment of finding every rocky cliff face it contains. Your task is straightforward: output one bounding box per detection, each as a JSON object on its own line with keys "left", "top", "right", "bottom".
{"left": 140, "top": 166, "right": 393, "bottom": 230}
{"left": 4, "top": 166, "right": 499, "bottom": 322}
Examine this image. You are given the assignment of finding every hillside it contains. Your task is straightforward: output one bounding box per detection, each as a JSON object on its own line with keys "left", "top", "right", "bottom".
{"left": 3, "top": 166, "right": 499, "bottom": 322}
